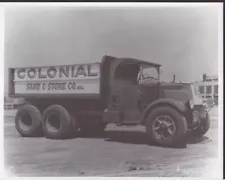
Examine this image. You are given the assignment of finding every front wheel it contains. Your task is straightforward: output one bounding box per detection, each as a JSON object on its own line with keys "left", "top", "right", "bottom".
{"left": 145, "top": 106, "right": 188, "bottom": 147}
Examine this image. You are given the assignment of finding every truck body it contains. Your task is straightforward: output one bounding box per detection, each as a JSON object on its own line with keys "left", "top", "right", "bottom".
{"left": 9, "top": 55, "right": 210, "bottom": 147}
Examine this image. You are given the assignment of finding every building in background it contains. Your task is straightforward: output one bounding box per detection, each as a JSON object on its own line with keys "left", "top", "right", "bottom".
{"left": 193, "top": 74, "right": 218, "bottom": 105}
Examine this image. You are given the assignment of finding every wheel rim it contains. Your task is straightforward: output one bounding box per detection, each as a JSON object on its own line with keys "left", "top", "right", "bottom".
{"left": 46, "top": 113, "right": 61, "bottom": 133}
{"left": 19, "top": 113, "right": 33, "bottom": 131}
{"left": 152, "top": 115, "right": 176, "bottom": 141}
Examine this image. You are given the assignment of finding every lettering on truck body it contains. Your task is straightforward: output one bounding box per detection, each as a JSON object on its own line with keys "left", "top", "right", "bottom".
{"left": 13, "top": 64, "right": 100, "bottom": 95}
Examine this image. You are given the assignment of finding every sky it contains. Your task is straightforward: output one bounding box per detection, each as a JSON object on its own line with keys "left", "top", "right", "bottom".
{"left": 4, "top": 5, "right": 219, "bottom": 93}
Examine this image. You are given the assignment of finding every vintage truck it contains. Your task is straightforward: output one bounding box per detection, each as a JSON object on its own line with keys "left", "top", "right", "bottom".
{"left": 8, "top": 55, "right": 210, "bottom": 146}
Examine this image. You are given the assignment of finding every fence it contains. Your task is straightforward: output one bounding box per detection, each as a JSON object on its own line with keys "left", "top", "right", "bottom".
{"left": 4, "top": 103, "right": 20, "bottom": 117}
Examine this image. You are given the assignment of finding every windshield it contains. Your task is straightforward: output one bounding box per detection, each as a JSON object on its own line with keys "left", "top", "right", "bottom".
{"left": 138, "top": 65, "right": 159, "bottom": 84}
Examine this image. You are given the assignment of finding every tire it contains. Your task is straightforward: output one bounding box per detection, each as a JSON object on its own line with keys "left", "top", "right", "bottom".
{"left": 191, "top": 113, "right": 210, "bottom": 138}
{"left": 80, "top": 122, "right": 106, "bottom": 137}
{"left": 42, "top": 105, "right": 77, "bottom": 139}
{"left": 15, "top": 104, "right": 42, "bottom": 137}
{"left": 145, "top": 106, "right": 188, "bottom": 147}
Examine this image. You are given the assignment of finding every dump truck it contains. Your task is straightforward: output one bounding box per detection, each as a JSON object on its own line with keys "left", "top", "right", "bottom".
{"left": 8, "top": 55, "right": 210, "bottom": 146}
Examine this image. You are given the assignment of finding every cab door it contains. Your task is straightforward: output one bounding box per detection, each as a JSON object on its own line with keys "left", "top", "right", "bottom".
{"left": 138, "top": 66, "right": 160, "bottom": 109}
{"left": 139, "top": 82, "right": 159, "bottom": 109}
{"left": 106, "top": 63, "right": 142, "bottom": 124}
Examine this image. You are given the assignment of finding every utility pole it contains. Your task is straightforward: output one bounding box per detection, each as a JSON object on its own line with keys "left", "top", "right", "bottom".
{"left": 203, "top": 73, "right": 207, "bottom": 82}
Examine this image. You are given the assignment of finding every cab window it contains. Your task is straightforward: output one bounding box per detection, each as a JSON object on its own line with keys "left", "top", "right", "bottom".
{"left": 115, "top": 63, "right": 140, "bottom": 84}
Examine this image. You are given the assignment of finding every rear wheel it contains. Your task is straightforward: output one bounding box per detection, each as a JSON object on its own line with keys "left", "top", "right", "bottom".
{"left": 145, "top": 106, "right": 188, "bottom": 147}
{"left": 42, "top": 105, "right": 78, "bottom": 139}
{"left": 15, "top": 104, "right": 42, "bottom": 137}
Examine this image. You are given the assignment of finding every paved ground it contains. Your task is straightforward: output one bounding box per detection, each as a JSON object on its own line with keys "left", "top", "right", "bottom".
{"left": 4, "top": 107, "right": 219, "bottom": 177}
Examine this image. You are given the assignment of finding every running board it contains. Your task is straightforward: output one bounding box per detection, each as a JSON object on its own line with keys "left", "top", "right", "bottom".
{"left": 103, "top": 109, "right": 142, "bottom": 124}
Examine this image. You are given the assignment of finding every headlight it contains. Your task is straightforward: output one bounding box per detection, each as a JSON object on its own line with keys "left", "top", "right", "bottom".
{"left": 188, "top": 100, "right": 194, "bottom": 109}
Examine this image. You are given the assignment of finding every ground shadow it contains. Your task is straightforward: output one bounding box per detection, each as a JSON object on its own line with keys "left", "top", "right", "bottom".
{"left": 104, "top": 131, "right": 148, "bottom": 145}
{"left": 186, "top": 135, "right": 211, "bottom": 144}
{"left": 78, "top": 130, "right": 210, "bottom": 148}
{"left": 17, "top": 129, "right": 211, "bottom": 147}
{"left": 104, "top": 131, "right": 188, "bottom": 148}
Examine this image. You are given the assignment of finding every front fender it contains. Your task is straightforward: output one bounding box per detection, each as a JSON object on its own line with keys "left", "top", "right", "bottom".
{"left": 140, "top": 98, "right": 188, "bottom": 124}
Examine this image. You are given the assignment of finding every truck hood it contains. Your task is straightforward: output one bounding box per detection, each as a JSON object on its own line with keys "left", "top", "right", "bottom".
{"left": 159, "top": 82, "right": 203, "bottom": 105}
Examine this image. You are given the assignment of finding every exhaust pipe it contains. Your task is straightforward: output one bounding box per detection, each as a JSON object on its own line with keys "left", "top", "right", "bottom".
{"left": 173, "top": 74, "right": 176, "bottom": 82}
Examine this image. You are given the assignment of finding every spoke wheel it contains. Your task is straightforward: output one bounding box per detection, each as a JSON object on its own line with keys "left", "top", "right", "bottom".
{"left": 152, "top": 115, "right": 176, "bottom": 141}
{"left": 145, "top": 106, "right": 187, "bottom": 147}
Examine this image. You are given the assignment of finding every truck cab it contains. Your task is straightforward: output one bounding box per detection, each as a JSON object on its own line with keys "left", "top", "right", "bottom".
{"left": 103, "top": 57, "right": 160, "bottom": 124}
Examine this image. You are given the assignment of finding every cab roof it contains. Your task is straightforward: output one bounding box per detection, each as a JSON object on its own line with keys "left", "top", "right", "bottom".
{"left": 103, "top": 55, "right": 161, "bottom": 68}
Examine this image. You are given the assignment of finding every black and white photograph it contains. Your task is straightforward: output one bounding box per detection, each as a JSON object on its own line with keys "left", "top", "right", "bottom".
{"left": 1, "top": 3, "right": 223, "bottom": 178}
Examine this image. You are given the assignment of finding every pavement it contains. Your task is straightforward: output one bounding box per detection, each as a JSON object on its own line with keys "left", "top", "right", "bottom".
{"left": 4, "top": 107, "right": 219, "bottom": 177}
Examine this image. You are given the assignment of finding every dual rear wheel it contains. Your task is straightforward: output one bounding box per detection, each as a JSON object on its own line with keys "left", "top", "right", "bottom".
{"left": 15, "top": 104, "right": 104, "bottom": 139}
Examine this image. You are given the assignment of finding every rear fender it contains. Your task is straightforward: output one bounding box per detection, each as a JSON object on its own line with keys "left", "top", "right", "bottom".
{"left": 141, "top": 98, "right": 188, "bottom": 124}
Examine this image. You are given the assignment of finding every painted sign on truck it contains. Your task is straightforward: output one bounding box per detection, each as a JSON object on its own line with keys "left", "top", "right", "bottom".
{"left": 12, "top": 63, "right": 100, "bottom": 95}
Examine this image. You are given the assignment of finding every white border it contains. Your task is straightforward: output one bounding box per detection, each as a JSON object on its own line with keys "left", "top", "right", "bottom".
{"left": 0, "top": 2, "right": 223, "bottom": 8}
{"left": 217, "top": 3, "right": 223, "bottom": 179}
{"left": 0, "top": 6, "right": 4, "bottom": 179}
{"left": 0, "top": 2, "right": 223, "bottom": 179}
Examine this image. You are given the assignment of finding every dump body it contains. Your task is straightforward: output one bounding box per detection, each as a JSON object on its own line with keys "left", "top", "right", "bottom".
{"left": 8, "top": 56, "right": 115, "bottom": 115}
{"left": 9, "top": 63, "right": 102, "bottom": 98}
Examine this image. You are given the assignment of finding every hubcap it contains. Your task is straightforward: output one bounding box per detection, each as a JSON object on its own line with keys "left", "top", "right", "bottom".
{"left": 152, "top": 115, "right": 176, "bottom": 140}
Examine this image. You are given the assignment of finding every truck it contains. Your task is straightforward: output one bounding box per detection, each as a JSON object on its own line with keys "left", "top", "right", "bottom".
{"left": 8, "top": 55, "right": 210, "bottom": 147}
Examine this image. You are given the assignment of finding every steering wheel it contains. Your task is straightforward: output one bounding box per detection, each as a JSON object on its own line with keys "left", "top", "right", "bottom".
{"left": 142, "top": 73, "right": 159, "bottom": 80}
